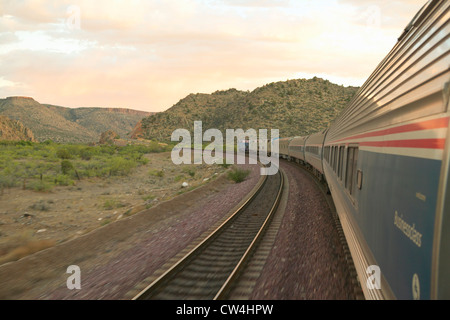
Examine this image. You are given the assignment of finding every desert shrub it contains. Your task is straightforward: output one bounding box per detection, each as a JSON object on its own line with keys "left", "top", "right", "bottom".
{"left": 77, "top": 160, "right": 104, "bottom": 177}
{"left": 29, "top": 200, "right": 51, "bottom": 211}
{"left": 227, "top": 167, "right": 250, "bottom": 183}
{"left": 99, "top": 145, "right": 117, "bottom": 155}
{"left": 142, "top": 194, "right": 155, "bottom": 202}
{"left": 148, "top": 169, "right": 164, "bottom": 177}
{"left": 28, "top": 180, "right": 53, "bottom": 192}
{"left": 54, "top": 174, "right": 75, "bottom": 186}
{"left": 182, "top": 166, "right": 196, "bottom": 177}
{"left": 107, "top": 157, "right": 136, "bottom": 176}
{"left": 0, "top": 165, "right": 21, "bottom": 188}
{"left": 57, "top": 148, "right": 72, "bottom": 159}
{"left": 61, "top": 160, "right": 74, "bottom": 175}
{"left": 79, "top": 147, "right": 94, "bottom": 160}
{"left": 103, "top": 199, "right": 126, "bottom": 210}
{"left": 16, "top": 140, "right": 33, "bottom": 146}
{"left": 174, "top": 175, "right": 184, "bottom": 182}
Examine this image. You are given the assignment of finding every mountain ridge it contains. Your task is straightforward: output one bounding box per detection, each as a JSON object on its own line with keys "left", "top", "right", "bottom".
{"left": 135, "top": 77, "right": 359, "bottom": 141}
{"left": 0, "top": 97, "right": 154, "bottom": 143}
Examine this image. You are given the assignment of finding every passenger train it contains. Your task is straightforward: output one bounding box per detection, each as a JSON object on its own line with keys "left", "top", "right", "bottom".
{"left": 278, "top": 0, "right": 449, "bottom": 299}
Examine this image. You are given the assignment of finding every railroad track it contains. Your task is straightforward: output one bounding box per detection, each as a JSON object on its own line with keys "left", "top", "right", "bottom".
{"left": 133, "top": 168, "right": 283, "bottom": 300}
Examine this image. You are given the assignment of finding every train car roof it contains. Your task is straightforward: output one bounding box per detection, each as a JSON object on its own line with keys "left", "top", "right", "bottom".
{"left": 398, "top": 0, "right": 440, "bottom": 41}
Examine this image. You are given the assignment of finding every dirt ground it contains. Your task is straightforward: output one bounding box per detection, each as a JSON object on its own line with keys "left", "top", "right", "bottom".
{"left": 0, "top": 153, "right": 261, "bottom": 300}
{"left": 0, "top": 151, "right": 229, "bottom": 265}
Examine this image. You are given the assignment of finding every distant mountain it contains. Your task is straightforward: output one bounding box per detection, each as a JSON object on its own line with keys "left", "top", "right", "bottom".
{"left": 0, "top": 96, "right": 154, "bottom": 143}
{"left": 0, "top": 115, "right": 36, "bottom": 142}
{"left": 134, "top": 77, "right": 359, "bottom": 141}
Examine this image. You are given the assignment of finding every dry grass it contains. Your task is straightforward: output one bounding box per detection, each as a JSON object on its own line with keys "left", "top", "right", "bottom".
{"left": 0, "top": 239, "right": 56, "bottom": 265}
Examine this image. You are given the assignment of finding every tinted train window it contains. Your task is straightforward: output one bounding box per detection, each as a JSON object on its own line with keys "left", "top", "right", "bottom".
{"left": 346, "top": 147, "right": 359, "bottom": 195}
{"left": 337, "top": 146, "right": 341, "bottom": 175}
{"left": 338, "top": 146, "right": 345, "bottom": 180}
{"left": 333, "top": 146, "right": 338, "bottom": 172}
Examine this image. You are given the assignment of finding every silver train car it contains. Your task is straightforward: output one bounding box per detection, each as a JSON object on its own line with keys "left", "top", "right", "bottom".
{"left": 305, "top": 129, "right": 328, "bottom": 181}
{"left": 288, "top": 136, "right": 307, "bottom": 163}
{"left": 280, "top": 0, "right": 450, "bottom": 299}
{"left": 279, "top": 137, "right": 293, "bottom": 159}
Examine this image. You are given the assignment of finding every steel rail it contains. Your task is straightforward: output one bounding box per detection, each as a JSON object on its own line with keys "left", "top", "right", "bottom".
{"left": 132, "top": 168, "right": 283, "bottom": 300}
{"left": 214, "top": 168, "right": 284, "bottom": 300}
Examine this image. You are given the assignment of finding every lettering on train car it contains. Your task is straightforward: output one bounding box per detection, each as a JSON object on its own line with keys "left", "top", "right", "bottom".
{"left": 393, "top": 211, "right": 423, "bottom": 248}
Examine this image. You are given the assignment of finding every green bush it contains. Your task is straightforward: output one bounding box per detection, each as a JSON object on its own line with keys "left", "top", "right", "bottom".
{"left": 28, "top": 180, "right": 53, "bottom": 192}
{"left": 57, "top": 148, "right": 72, "bottom": 159}
{"left": 61, "top": 160, "right": 74, "bottom": 175}
{"left": 79, "top": 147, "right": 94, "bottom": 160}
{"left": 227, "top": 167, "right": 251, "bottom": 183}
{"left": 54, "top": 174, "right": 75, "bottom": 186}
{"left": 149, "top": 169, "right": 164, "bottom": 177}
{"left": 108, "top": 157, "right": 136, "bottom": 176}
{"left": 103, "top": 199, "right": 126, "bottom": 210}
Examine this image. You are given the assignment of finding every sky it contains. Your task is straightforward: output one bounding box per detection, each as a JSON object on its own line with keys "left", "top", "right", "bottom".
{"left": 0, "top": 0, "right": 426, "bottom": 112}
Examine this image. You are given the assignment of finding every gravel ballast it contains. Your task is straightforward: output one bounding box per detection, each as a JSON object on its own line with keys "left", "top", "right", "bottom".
{"left": 249, "top": 160, "right": 362, "bottom": 300}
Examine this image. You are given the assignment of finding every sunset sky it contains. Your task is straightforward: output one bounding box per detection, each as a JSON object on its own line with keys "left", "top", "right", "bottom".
{"left": 0, "top": 0, "right": 425, "bottom": 112}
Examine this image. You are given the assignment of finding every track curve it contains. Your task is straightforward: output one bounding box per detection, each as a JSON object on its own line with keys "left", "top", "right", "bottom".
{"left": 133, "top": 169, "right": 283, "bottom": 300}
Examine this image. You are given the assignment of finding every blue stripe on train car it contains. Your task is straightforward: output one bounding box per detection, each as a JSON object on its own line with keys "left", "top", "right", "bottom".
{"left": 355, "top": 150, "right": 441, "bottom": 300}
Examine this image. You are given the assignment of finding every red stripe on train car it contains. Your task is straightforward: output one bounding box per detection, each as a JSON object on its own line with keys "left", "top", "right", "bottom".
{"left": 360, "top": 138, "right": 446, "bottom": 149}
{"left": 332, "top": 117, "right": 449, "bottom": 143}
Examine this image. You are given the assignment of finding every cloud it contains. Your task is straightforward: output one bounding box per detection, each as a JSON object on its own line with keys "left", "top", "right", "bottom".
{"left": 0, "top": 0, "right": 426, "bottom": 112}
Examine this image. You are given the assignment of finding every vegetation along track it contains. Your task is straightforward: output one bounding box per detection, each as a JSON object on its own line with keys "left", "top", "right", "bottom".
{"left": 133, "top": 168, "right": 283, "bottom": 300}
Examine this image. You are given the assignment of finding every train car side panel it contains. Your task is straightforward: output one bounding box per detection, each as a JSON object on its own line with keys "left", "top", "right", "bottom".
{"left": 323, "top": 0, "right": 450, "bottom": 300}
{"left": 305, "top": 130, "right": 327, "bottom": 175}
{"left": 288, "top": 136, "right": 307, "bottom": 162}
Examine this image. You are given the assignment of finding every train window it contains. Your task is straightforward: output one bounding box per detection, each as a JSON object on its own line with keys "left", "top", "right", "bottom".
{"left": 331, "top": 146, "right": 335, "bottom": 171}
{"left": 333, "top": 146, "right": 338, "bottom": 172}
{"left": 346, "top": 147, "right": 359, "bottom": 195}
{"left": 346, "top": 148, "right": 353, "bottom": 191}
{"left": 337, "top": 147, "right": 341, "bottom": 178}
{"left": 338, "top": 146, "right": 345, "bottom": 180}
{"left": 330, "top": 146, "right": 333, "bottom": 164}
{"left": 336, "top": 147, "right": 340, "bottom": 174}
{"left": 353, "top": 148, "right": 359, "bottom": 194}
{"left": 330, "top": 147, "right": 334, "bottom": 168}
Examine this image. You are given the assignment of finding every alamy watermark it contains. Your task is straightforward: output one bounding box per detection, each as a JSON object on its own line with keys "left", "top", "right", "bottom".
{"left": 361, "top": 5, "right": 382, "bottom": 29}
{"left": 366, "top": 265, "right": 381, "bottom": 290}
{"left": 66, "top": 5, "right": 81, "bottom": 30}
{"left": 366, "top": 265, "right": 421, "bottom": 299}
{"left": 66, "top": 265, "right": 81, "bottom": 290}
{"left": 171, "top": 121, "right": 279, "bottom": 176}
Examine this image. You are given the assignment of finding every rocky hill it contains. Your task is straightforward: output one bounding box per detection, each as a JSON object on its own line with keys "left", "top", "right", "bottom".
{"left": 0, "top": 97, "right": 153, "bottom": 143}
{"left": 0, "top": 115, "right": 36, "bottom": 142}
{"left": 135, "top": 77, "right": 359, "bottom": 141}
